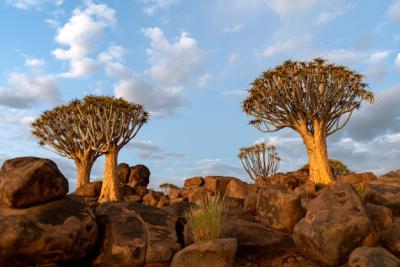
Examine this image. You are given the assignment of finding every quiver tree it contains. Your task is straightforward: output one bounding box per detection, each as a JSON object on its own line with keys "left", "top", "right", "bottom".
{"left": 73, "top": 95, "right": 149, "bottom": 202}
{"left": 243, "top": 58, "right": 374, "bottom": 184}
{"left": 238, "top": 143, "right": 280, "bottom": 181}
{"left": 299, "top": 158, "right": 351, "bottom": 178}
{"left": 32, "top": 103, "right": 102, "bottom": 188}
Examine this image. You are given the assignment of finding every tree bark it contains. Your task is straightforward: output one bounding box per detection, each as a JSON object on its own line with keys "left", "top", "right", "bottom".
{"left": 74, "top": 159, "right": 94, "bottom": 189}
{"left": 98, "top": 145, "right": 121, "bottom": 203}
{"left": 299, "top": 121, "right": 334, "bottom": 185}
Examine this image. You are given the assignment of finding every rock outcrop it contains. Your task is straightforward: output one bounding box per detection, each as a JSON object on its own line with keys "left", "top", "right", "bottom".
{"left": 348, "top": 247, "right": 400, "bottom": 267}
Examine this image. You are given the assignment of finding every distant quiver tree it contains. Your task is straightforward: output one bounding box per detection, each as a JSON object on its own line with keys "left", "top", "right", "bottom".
{"left": 238, "top": 143, "right": 280, "bottom": 181}
{"left": 32, "top": 102, "right": 102, "bottom": 189}
{"left": 243, "top": 58, "right": 374, "bottom": 184}
{"left": 73, "top": 95, "right": 149, "bottom": 202}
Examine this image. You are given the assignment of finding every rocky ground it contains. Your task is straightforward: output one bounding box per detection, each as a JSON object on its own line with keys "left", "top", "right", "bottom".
{"left": 1, "top": 156, "right": 400, "bottom": 267}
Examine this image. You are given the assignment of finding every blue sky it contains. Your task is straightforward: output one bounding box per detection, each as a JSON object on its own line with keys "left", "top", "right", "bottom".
{"left": 1, "top": 0, "right": 400, "bottom": 190}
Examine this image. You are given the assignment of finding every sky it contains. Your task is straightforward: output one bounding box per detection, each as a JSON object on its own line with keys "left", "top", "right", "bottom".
{"left": 0, "top": 0, "right": 399, "bottom": 191}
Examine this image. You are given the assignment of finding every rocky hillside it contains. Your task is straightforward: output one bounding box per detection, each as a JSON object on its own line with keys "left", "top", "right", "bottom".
{"left": 1, "top": 156, "right": 400, "bottom": 267}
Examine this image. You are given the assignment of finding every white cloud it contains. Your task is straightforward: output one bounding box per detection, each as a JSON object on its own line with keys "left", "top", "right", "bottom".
{"left": 52, "top": 1, "right": 116, "bottom": 78}
{"left": 228, "top": 53, "right": 239, "bottom": 65}
{"left": 7, "top": 0, "right": 63, "bottom": 10}
{"left": 114, "top": 74, "right": 188, "bottom": 117}
{"left": 25, "top": 58, "right": 45, "bottom": 67}
{"left": 0, "top": 72, "right": 60, "bottom": 108}
{"left": 266, "top": 0, "right": 317, "bottom": 16}
{"left": 196, "top": 73, "right": 212, "bottom": 88}
{"left": 143, "top": 27, "right": 207, "bottom": 87}
{"left": 318, "top": 9, "right": 345, "bottom": 23}
{"left": 143, "top": 0, "right": 178, "bottom": 15}
{"left": 222, "top": 23, "right": 243, "bottom": 33}
{"left": 395, "top": 53, "right": 400, "bottom": 68}
{"left": 368, "top": 50, "right": 391, "bottom": 63}
{"left": 128, "top": 140, "right": 184, "bottom": 160}
{"left": 260, "top": 35, "right": 312, "bottom": 58}
{"left": 387, "top": 0, "right": 400, "bottom": 23}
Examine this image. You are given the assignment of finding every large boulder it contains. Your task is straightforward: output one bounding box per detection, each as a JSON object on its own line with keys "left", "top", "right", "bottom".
{"left": 117, "top": 163, "right": 130, "bottom": 184}
{"left": 381, "top": 220, "right": 400, "bottom": 255}
{"left": 336, "top": 172, "right": 377, "bottom": 185}
{"left": 93, "top": 202, "right": 180, "bottom": 267}
{"left": 365, "top": 182, "right": 400, "bottom": 215}
{"left": 204, "top": 176, "right": 238, "bottom": 196}
{"left": 257, "top": 185, "right": 303, "bottom": 233}
{"left": 224, "top": 179, "right": 257, "bottom": 199}
{"left": 293, "top": 184, "right": 376, "bottom": 266}
{"left": 0, "top": 157, "right": 68, "bottom": 208}
{"left": 0, "top": 197, "right": 97, "bottom": 267}
{"left": 128, "top": 164, "right": 150, "bottom": 187}
{"left": 74, "top": 181, "right": 102, "bottom": 197}
{"left": 171, "top": 238, "right": 237, "bottom": 267}
{"left": 365, "top": 203, "right": 394, "bottom": 233}
{"left": 184, "top": 176, "right": 204, "bottom": 189}
{"left": 348, "top": 247, "right": 400, "bottom": 267}
{"left": 188, "top": 187, "right": 213, "bottom": 203}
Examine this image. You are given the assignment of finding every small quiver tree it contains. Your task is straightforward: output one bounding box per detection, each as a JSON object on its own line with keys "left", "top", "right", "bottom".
{"left": 243, "top": 58, "right": 374, "bottom": 185}
{"left": 73, "top": 95, "right": 149, "bottom": 203}
{"left": 32, "top": 103, "right": 102, "bottom": 188}
{"left": 238, "top": 143, "right": 280, "bottom": 182}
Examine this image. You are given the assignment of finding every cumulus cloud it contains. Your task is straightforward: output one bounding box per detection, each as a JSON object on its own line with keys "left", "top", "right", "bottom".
{"left": 25, "top": 58, "right": 45, "bottom": 67}
{"left": 187, "top": 159, "right": 246, "bottom": 179}
{"left": 128, "top": 140, "right": 184, "bottom": 160}
{"left": 0, "top": 72, "right": 60, "bottom": 108}
{"left": 143, "top": 27, "right": 207, "bottom": 87}
{"left": 143, "top": 0, "right": 178, "bottom": 15}
{"left": 7, "top": 0, "right": 63, "bottom": 10}
{"left": 52, "top": 1, "right": 116, "bottom": 78}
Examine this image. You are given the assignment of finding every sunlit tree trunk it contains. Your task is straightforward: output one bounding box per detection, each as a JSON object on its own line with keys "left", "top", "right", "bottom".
{"left": 98, "top": 145, "right": 121, "bottom": 203}
{"left": 74, "top": 159, "right": 94, "bottom": 188}
{"left": 300, "top": 121, "right": 334, "bottom": 185}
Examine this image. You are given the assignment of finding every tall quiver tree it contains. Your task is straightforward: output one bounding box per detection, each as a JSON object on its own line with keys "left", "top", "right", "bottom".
{"left": 74, "top": 95, "right": 149, "bottom": 203}
{"left": 243, "top": 58, "right": 374, "bottom": 184}
{"left": 32, "top": 104, "right": 102, "bottom": 188}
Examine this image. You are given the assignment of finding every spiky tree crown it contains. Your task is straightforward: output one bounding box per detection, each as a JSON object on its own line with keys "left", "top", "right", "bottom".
{"left": 32, "top": 102, "right": 99, "bottom": 159}
{"left": 238, "top": 143, "right": 280, "bottom": 181}
{"left": 73, "top": 95, "right": 149, "bottom": 153}
{"left": 243, "top": 58, "right": 374, "bottom": 135}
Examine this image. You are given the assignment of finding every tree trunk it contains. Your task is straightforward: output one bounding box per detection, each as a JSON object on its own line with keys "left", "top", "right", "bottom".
{"left": 74, "top": 159, "right": 94, "bottom": 189}
{"left": 300, "top": 122, "right": 334, "bottom": 185}
{"left": 98, "top": 145, "right": 121, "bottom": 203}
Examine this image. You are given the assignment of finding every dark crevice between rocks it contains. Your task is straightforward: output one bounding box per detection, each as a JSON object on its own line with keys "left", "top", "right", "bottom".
{"left": 175, "top": 217, "right": 186, "bottom": 247}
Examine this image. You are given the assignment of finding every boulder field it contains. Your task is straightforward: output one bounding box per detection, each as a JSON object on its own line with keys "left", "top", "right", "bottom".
{"left": 1, "top": 156, "right": 400, "bottom": 266}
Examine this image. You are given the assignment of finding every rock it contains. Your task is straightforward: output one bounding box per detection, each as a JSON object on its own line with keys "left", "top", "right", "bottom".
{"left": 0, "top": 157, "right": 69, "bottom": 208}
{"left": 0, "top": 197, "right": 97, "bottom": 266}
{"left": 128, "top": 164, "right": 150, "bottom": 187}
{"left": 204, "top": 176, "right": 238, "bottom": 196}
{"left": 184, "top": 176, "right": 204, "bottom": 189}
{"left": 171, "top": 238, "right": 237, "bottom": 267}
{"left": 133, "top": 185, "right": 149, "bottom": 198}
{"left": 225, "top": 197, "right": 245, "bottom": 217}
{"left": 222, "top": 219, "right": 295, "bottom": 262}
{"left": 119, "top": 183, "right": 134, "bottom": 197}
{"left": 143, "top": 191, "right": 160, "bottom": 206}
{"left": 365, "top": 183, "right": 400, "bottom": 215}
{"left": 93, "top": 202, "right": 181, "bottom": 267}
{"left": 382, "top": 220, "right": 400, "bottom": 255}
{"left": 170, "top": 197, "right": 186, "bottom": 204}
{"left": 266, "top": 173, "right": 301, "bottom": 189}
{"left": 257, "top": 185, "right": 303, "bottom": 233}
{"left": 74, "top": 181, "right": 102, "bottom": 197}
{"left": 348, "top": 247, "right": 400, "bottom": 267}
{"left": 365, "top": 203, "right": 394, "bottom": 233}
{"left": 164, "top": 201, "right": 194, "bottom": 218}
{"left": 383, "top": 170, "right": 400, "bottom": 178}
{"left": 117, "top": 163, "right": 130, "bottom": 184}
{"left": 225, "top": 179, "right": 257, "bottom": 199}
{"left": 188, "top": 187, "right": 213, "bottom": 203}
{"left": 243, "top": 192, "right": 258, "bottom": 215}
{"left": 293, "top": 184, "right": 376, "bottom": 266}
{"left": 123, "top": 194, "right": 142, "bottom": 202}
{"left": 168, "top": 188, "right": 183, "bottom": 200}
{"left": 157, "top": 196, "right": 170, "bottom": 209}
{"left": 337, "top": 172, "right": 377, "bottom": 185}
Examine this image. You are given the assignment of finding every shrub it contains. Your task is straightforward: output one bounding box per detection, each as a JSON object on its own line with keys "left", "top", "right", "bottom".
{"left": 299, "top": 159, "right": 351, "bottom": 178}
{"left": 184, "top": 194, "right": 226, "bottom": 242}
{"left": 159, "top": 183, "right": 179, "bottom": 195}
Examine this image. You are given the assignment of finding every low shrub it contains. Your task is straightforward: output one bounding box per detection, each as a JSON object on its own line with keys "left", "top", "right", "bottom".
{"left": 184, "top": 194, "right": 226, "bottom": 242}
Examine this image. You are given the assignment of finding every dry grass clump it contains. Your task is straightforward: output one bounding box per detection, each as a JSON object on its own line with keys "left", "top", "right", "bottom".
{"left": 184, "top": 194, "right": 226, "bottom": 242}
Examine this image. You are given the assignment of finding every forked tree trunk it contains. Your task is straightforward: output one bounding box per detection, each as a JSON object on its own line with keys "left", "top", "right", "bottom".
{"left": 98, "top": 145, "right": 121, "bottom": 203}
{"left": 74, "top": 158, "right": 94, "bottom": 189}
{"left": 299, "top": 121, "right": 334, "bottom": 185}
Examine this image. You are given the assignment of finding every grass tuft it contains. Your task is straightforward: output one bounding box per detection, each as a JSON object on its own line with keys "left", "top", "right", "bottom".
{"left": 184, "top": 194, "right": 226, "bottom": 242}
